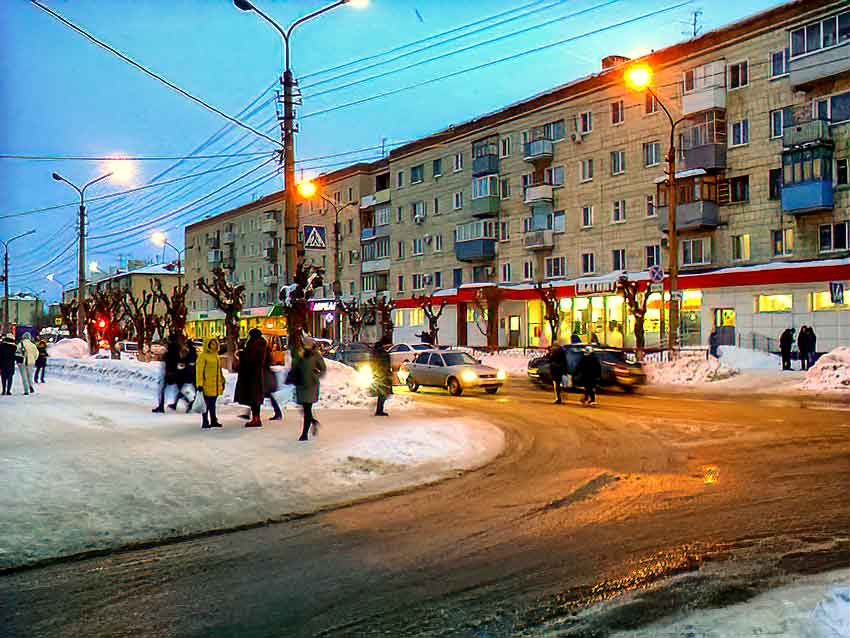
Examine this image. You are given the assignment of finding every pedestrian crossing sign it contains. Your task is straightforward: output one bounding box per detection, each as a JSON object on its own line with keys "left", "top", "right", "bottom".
{"left": 303, "top": 225, "right": 327, "bottom": 250}
{"left": 829, "top": 281, "right": 844, "bottom": 305}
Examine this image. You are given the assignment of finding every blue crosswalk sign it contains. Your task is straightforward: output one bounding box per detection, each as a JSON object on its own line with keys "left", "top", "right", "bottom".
{"left": 303, "top": 225, "right": 327, "bottom": 250}
{"left": 829, "top": 281, "right": 844, "bottom": 305}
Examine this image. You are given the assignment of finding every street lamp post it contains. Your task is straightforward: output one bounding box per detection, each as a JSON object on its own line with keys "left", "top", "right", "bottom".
{"left": 1, "top": 229, "right": 36, "bottom": 334}
{"left": 51, "top": 171, "right": 112, "bottom": 344}
{"left": 151, "top": 232, "right": 185, "bottom": 288}
{"left": 625, "top": 65, "right": 687, "bottom": 354}
{"left": 233, "top": 0, "right": 366, "bottom": 286}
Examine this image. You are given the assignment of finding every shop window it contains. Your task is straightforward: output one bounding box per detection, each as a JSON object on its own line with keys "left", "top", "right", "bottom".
{"left": 756, "top": 294, "right": 793, "bottom": 313}
{"left": 409, "top": 308, "right": 424, "bottom": 326}
{"left": 811, "top": 290, "right": 848, "bottom": 311}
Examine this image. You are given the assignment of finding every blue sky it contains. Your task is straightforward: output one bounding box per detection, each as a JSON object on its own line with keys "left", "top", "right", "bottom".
{"left": 1, "top": 0, "right": 783, "bottom": 300}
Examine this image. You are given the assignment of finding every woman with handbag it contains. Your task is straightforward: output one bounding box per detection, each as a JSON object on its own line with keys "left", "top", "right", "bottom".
{"left": 234, "top": 328, "right": 268, "bottom": 428}
{"left": 196, "top": 337, "right": 225, "bottom": 429}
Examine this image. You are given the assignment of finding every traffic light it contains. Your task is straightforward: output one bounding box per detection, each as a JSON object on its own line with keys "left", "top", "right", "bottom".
{"left": 97, "top": 318, "right": 107, "bottom": 330}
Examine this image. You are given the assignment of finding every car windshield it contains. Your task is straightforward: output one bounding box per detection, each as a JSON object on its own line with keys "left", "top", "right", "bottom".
{"left": 124, "top": 343, "right": 138, "bottom": 352}
{"left": 412, "top": 344, "right": 431, "bottom": 350}
{"left": 442, "top": 352, "right": 478, "bottom": 366}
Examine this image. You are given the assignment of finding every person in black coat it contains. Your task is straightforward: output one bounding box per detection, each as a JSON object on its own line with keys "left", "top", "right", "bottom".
{"left": 797, "top": 326, "right": 809, "bottom": 371}
{"left": 575, "top": 346, "right": 602, "bottom": 405}
{"left": 34, "top": 339, "right": 48, "bottom": 383}
{"left": 235, "top": 328, "right": 268, "bottom": 427}
{"left": 548, "top": 344, "right": 567, "bottom": 404}
{"left": 371, "top": 336, "right": 392, "bottom": 416}
{"left": 0, "top": 333, "right": 16, "bottom": 395}
{"left": 152, "top": 333, "right": 194, "bottom": 412}
{"left": 807, "top": 327, "right": 817, "bottom": 369}
{"left": 779, "top": 328, "right": 794, "bottom": 371}
{"left": 708, "top": 329, "right": 720, "bottom": 359}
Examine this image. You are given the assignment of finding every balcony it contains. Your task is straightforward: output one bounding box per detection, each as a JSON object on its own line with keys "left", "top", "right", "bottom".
{"left": 261, "top": 218, "right": 278, "bottom": 233}
{"left": 523, "top": 183, "right": 554, "bottom": 205}
{"left": 522, "top": 229, "right": 554, "bottom": 252}
{"left": 682, "top": 86, "right": 726, "bottom": 116}
{"left": 790, "top": 42, "right": 850, "bottom": 89}
{"left": 263, "top": 274, "right": 278, "bottom": 286}
{"left": 781, "top": 180, "right": 834, "bottom": 215}
{"left": 471, "top": 195, "right": 499, "bottom": 218}
{"left": 206, "top": 237, "right": 220, "bottom": 249}
{"left": 360, "top": 227, "right": 376, "bottom": 241}
{"left": 455, "top": 238, "right": 496, "bottom": 263}
{"left": 783, "top": 118, "right": 831, "bottom": 148}
{"left": 360, "top": 189, "right": 391, "bottom": 209}
{"left": 221, "top": 231, "right": 235, "bottom": 244}
{"left": 375, "top": 224, "right": 391, "bottom": 238}
{"left": 472, "top": 154, "right": 499, "bottom": 177}
{"left": 657, "top": 201, "right": 720, "bottom": 232}
{"left": 264, "top": 247, "right": 277, "bottom": 260}
{"left": 523, "top": 139, "right": 554, "bottom": 162}
{"left": 361, "top": 258, "right": 391, "bottom": 274}
{"left": 682, "top": 144, "right": 727, "bottom": 171}
{"left": 208, "top": 249, "right": 222, "bottom": 264}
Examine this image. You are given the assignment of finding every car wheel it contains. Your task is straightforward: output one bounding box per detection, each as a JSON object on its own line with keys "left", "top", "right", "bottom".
{"left": 407, "top": 377, "right": 419, "bottom": 392}
{"left": 621, "top": 384, "right": 635, "bottom": 393}
{"left": 485, "top": 387, "right": 499, "bottom": 394}
{"left": 447, "top": 377, "right": 463, "bottom": 396}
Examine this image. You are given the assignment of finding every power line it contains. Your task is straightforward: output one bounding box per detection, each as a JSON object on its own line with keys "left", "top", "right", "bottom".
{"left": 0, "top": 151, "right": 272, "bottom": 161}
{"left": 29, "top": 0, "right": 282, "bottom": 148}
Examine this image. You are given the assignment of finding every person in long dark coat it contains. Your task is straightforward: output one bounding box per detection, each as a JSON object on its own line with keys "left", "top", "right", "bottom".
{"left": 152, "top": 333, "right": 191, "bottom": 412}
{"left": 779, "top": 328, "right": 794, "bottom": 371}
{"left": 575, "top": 346, "right": 602, "bottom": 405}
{"left": 807, "top": 327, "right": 817, "bottom": 368}
{"left": 797, "top": 326, "right": 809, "bottom": 371}
{"left": 371, "top": 336, "right": 392, "bottom": 417}
{"left": 34, "top": 339, "right": 48, "bottom": 383}
{"left": 0, "top": 333, "right": 16, "bottom": 395}
{"left": 548, "top": 344, "right": 567, "bottom": 404}
{"left": 235, "top": 328, "right": 268, "bottom": 427}
{"left": 708, "top": 329, "right": 720, "bottom": 359}
{"left": 295, "top": 336, "right": 326, "bottom": 441}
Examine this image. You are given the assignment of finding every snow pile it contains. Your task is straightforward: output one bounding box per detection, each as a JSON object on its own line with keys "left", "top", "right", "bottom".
{"left": 459, "top": 348, "right": 544, "bottom": 375}
{"left": 717, "top": 346, "right": 782, "bottom": 370}
{"left": 46, "top": 337, "right": 89, "bottom": 359}
{"left": 645, "top": 353, "right": 739, "bottom": 385}
{"left": 800, "top": 347, "right": 850, "bottom": 392}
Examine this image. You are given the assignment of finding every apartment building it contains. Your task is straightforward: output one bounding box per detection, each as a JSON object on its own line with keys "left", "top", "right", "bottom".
{"left": 63, "top": 262, "right": 182, "bottom": 304}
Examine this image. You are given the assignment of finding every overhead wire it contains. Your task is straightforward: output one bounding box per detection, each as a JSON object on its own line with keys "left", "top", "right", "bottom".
{"left": 0, "top": 151, "right": 272, "bottom": 161}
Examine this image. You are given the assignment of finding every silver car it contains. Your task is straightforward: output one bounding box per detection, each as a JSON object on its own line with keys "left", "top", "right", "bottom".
{"left": 404, "top": 350, "right": 506, "bottom": 396}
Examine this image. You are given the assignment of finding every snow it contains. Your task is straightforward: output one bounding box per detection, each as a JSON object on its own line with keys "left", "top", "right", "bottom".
{"left": 46, "top": 337, "right": 89, "bottom": 359}
{"left": 717, "top": 346, "right": 782, "bottom": 370}
{"left": 0, "top": 378, "right": 503, "bottom": 569}
{"left": 645, "top": 352, "right": 739, "bottom": 385}
{"left": 473, "top": 348, "right": 544, "bottom": 376}
{"left": 800, "top": 347, "right": 850, "bottom": 392}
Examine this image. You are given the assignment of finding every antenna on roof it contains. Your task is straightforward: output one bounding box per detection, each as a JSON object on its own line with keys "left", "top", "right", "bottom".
{"left": 380, "top": 137, "right": 387, "bottom": 158}
{"left": 680, "top": 9, "right": 703, "bottom": 38}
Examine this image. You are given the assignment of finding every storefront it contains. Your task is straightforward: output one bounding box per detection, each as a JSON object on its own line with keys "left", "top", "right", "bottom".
{"left": 187, "top": 306, "right": 287, "bottom": 341}
{"left": 307, "top": 300, "right": 337, "bottom": 339}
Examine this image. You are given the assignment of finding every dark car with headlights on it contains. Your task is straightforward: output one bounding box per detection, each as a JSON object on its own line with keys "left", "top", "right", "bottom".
{"left": 527, "top": 344, "right": 645, "bottom": 392}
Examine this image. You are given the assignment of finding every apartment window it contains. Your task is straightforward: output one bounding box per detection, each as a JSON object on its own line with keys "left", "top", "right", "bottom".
{"left": 412, "top": 274, "right": 424, "bottom": 290}
{"left": 349, "top": 281, "right": 356, "bottom": 295}
{"left": 552, "top": 210, "right": 565, "bottom": 234}
{"left": 730, "top": 175, "right": 750, "bottom": 203}
{"left": 731, "top": 234, "right": 750, "bottom": 261}
{"left": 498, "top": 220, "right": 510, "bottom": 241}
{"left": 452, "top": 152, "right": 464, "bottom": 172}
{"left": 580, "top": 158, "right": 594, "bottom": 182}
{"left": 412, "top": 238, "right": 424, "bottom": 255}
{"left": 612, "top": 248, "right": 626, "bottom": 271}
{"left": 730, "top": 119, "right": 749, "bottom": 146}
{"left": 433, "top": 158, "right": 442, "bottom": 177}
{"left": 411, "top": 200, "right": 426, "bottom": 220}
{"left": 333, "top": 191, "right": 342, "bottom": 205}
{"left": 434, "top": 234, "right": 444, "bottom": 252}
{"left": 397, "top": 240, "right": 405, "bottom": 259}
{"left": 645, "top": 92, "right": 658, "bottom": 114}
{"left": 610, "top": 150, "right": 626, "bottom": 175}
{"left": 348, "top": 250, "right": 356, "bottom": 265}
{"left": 433, "top": 197, "right": 441, "bottom": 215}
{"left": 769, "top": 169, "right": 783, "bottom": 200}
{"left": 771, "top": 228, "right": 793, "bottom": 257}
{"left": 610, "top": 99, "right": 624, "bottom": 125}
{"left": 453, "top": 191, "right": 463, "bottom": 210}
{"left": 472, "top": 175, "right": 498, "bottom": 199}
{"left": 523, "top": 260, "right": 534, "bottom": 281}
{"left": 396, "top": 206, "right": 403, "bottom": 223}
{"left": 578, "top": 110, "right": 593, "bottom": 134}
{"left": 611, "top": 199, "right": 626, "bottom": 223}
{"left": 545, "top": 256, "right": 566, "bottom": 279}
{"left": 645, "top": 194, "right": 656, "bottom": 217}
{"left": 522, "top": 216, "right": 532, "bottom": 233}
{"left": 581, "top": 252, "right": 595, "bottom": 275}
{"left": 376, "top": 237, "right": 390, "bottom": 258}
{"left": 757, "top": 294, "right": 793, "bottom": 313}
{"left": 728, "top": 61, "right": 749, "bottom": 90}
{"left": 544, "top": 165, "right": 565, "bottom": 186}
{"left": 814, "top": 91, "right": 850, "bottom": 124}
{"left": 397, "top": 275, "right": 404, "bottom": 291}
{"left": 819, "top": 222, "right": 848, "bottom": 253}
{"left": 770, "top": 108, "right": 787, "bottom": 139}
{"left": 790, "top": 11, "right": 850, "bottom": 59}
{"left": 500, "top": 137, "right": 511, "bottom": 158}
{"left": 396, "top": 171, "right": 404, "bottom": 188}
{"left": 347, "top": 219, "right": 354, "bottom": 234}
{"left": 681, "top": 237, "right": 710, "bottom": 266}
{"left": 645, "top": 244, "right": 661, "bottom": 268}
{"left": 837, "top": 158, "right": 849, "bottom": 186}
{"left": 410, "top": 164, "right": 424, "bottom": 184}
{"left": 376, "top": 205, "right": 391, "bottom": 226}
{"left": 643, "top": 141, "right": 660, "bottom": 167}
{"left": 500, "top": 263, "right": 512, "bottom": 283}
{"left": 499, "top": 177, "right": 511, "bottom": 200}
{"left": 769, "top": 48, "right": 789, "bottom": 78}
{"left": 581, "top": 205, "right": 593, "bottom": 228}
{"left": 543, "top": 119, "right": 566, "bottom": 140}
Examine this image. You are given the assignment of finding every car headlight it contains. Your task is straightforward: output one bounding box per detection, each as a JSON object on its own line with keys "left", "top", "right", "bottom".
{"left": 355, "top": 363, "right": 373, "bottom": 388}
{"left": 460, "top": 370, "right": 478, "bottom": 384}
{"left": 496, "top": 369, "right": 506, "bottom": 380}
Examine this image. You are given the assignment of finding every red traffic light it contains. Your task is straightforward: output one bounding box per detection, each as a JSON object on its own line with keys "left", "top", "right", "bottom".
{"left": 97, "top": 319, "right": 107, "bottom": 329}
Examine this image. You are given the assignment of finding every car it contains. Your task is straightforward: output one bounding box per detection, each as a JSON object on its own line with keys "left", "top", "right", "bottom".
{"left": 388, "top": 343, "right": 435, "bottom": 373}
{"left": 327, "top": 342, "right": 373, "bottom": 367}
{"left": 527, "top": 344, "right": 646, "bottom": 392}
{"left": 404, "top": 349, "right": 506, "bottom": 396}
{"left": 115, "top": 340, "right": 139, "bottom": 360}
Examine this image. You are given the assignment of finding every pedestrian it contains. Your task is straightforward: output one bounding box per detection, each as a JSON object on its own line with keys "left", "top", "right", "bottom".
{"left": 195, "top": 337, "right": 225, "bottom": 429}
{"left": 16, "top": 332, "right": 38, "bottom": 395}
{"left": 575, "top": 346, "right": 602, "bottom": 406}
{"left": 708, "top": 329, "right": 720, "bottom": 359}
{"left": 234, "top": 328, "right": 268, "bottom": 428}
{"left": 797, "top": 326, "right": 809, "bottom": 371}
{"left": 263, "top": 351, "right": 283, "bottom": 421}
{"left": 807, "top": 326, "right": 817, "bottom": 369}
{"left": 34, "top": 338, "right": 48, "bottom": 383}
{"left": 295, "top": 336, "right": 326, "bottom": 441}
{"left": 590, "top": 333, "right": 600, "bottom": 345}
{"left": 570, "top": 333, "right": 582, "bottom": 344}
{"left": 0, "top": 333, "right": 16, "bottom": 395}
{"left": 779, "top": 327, "right": 794, "bottom": 371}
{"left": 548, "top": 344, "right": 567, "bottom": 404}
{"left": 371, "top": 336, "right": 392, "bottom": 416}
{"left": 152, "top": 333, "right": 195, "bottom": 413}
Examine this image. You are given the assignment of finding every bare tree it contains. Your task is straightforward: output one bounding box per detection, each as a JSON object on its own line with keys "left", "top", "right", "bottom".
{"left": 617, "top": 274, "right": 650, "bottom": 359}
{"left": 472, "top": 286, "right": 503, "bottom": 350}
{"left": 278, "top": 261, "right": 324, "bottom": 353}
{"left": 122, "top": 288, "right": 162, "bottom": 359}
{"left": 85, "top": 289, "right": 126, "bottom": 353}
{"left": 197, "top": 267, "right": 245, "bottom": 367}
{"left": 534, "top": 281, "right": 561, "bottom": 345}
{"left": 366, "top": 295, "right": 396, "bottom": 342}
{"left": 337, "top": 298, "right": 369, "bottom": 342}
{"left": 411, "top": 292, "right": 448, "bottom": 345}
{"left": 58, "top": 299, "right": 78, "bottom": 335}
{"left": 151, "top": 278, "right": 189, "bottom": 337}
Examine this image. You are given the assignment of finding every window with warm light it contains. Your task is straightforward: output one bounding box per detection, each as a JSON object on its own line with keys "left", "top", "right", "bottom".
{"left": 756, "top": 294, "right": 793, "bottom": 313}
{"left": 811, "top": 290, "right": 848, "bottom": 311}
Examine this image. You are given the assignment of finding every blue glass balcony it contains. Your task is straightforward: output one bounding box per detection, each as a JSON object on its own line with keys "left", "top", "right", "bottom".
{"left": 472, "top": 154, "right": 499, "bottom": 177}
{"left": 360, "top": 227, "right": 376, "bottom": 241}
{"left": 455, "top": 239, "right": 495, "bottom": 263}
{"left": 781, "top": 180, "right": 834, "bottom": 215}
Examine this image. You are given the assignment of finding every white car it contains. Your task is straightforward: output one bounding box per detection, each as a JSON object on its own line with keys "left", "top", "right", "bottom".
{"left": 388, "top": 343, "right": 435, "bottom": 373}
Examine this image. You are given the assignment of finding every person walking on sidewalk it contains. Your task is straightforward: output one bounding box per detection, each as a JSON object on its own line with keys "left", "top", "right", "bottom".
{"left": 575, "top": 346, "right": 601, "bottom": 406}
{"left": 779, "top": 327, "right": 794, "bottom": 371}
{"left": 371, "top": 336, "right": 392, "bottom": 417}
{"left": 797, "top": 326, "right": 810, "bottom": 371}
{"left": 263, "top": 352, "right": 283, "bottom": 421}
{"left": 548, "top": 344, "right": 567, "bottom": 404}
{"left": 807, "top": 327, "right": 817, "bottom": 369}
{"left": 34, "top": 339, "right": 48, "bottom": 383}
{"left": 196, "top": 337, "right": 225, "bottom": 429}
{"left": 0, "top": 333, "right": 16, "bottom": 395}
{"left": 16, "top": 333, "right": 38, "bottom": 395}
{"left": 152, "top": 333, "right": 194, "bottom": 413}
{"left": 235, "top": 328, "right": 268, "bottom": 428}
{"left": 295, "top": 336, "right": 326, "bottom": 441}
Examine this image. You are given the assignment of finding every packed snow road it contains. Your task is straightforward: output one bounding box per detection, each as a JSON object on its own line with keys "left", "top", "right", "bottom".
{"left": 2, "top": 380, "right": 849, "bottom": 637}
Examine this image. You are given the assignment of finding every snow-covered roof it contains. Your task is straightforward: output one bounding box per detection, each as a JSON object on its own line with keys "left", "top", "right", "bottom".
{"left": 89, "top": 262, "right": 183, "bottom": 285}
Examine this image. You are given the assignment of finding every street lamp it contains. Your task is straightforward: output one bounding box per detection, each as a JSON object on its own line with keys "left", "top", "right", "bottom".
{"left": 46, "top": 273, "right": 70, "bottom": 298}
{"left": 52, "top": 171, "right": 113, "bottom": 344}
{"left": 625, "top": 64, "right": 688, "bottom": 354}
{"left": 233, "top": 0, "right": 367, "bottom": 287}
{"left": 151, "top": 231, "right": 185, "bottom": 288}
{"left": 1, "top": 229, "right": 36, "bottom": 334}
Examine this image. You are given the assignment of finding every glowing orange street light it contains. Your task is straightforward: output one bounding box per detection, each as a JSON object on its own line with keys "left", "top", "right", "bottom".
{"left": 297, "top": 180, "right": 317, "bottom": 198}
{"left": 624, "top": 64, "right": 652, "bottom": 91}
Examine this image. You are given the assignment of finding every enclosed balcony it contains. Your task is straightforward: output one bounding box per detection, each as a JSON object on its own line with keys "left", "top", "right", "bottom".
{"left": 472, "top": 154, "right": 499, "bottom": 177}
{"left": 781, "top": 145, "right": 835, "bottom": 215}
{"left": 221, "top": 231, "right": 235, "bottom": 244}
{"left": 361, "top": 258, "right": 391, "bottom": 274}
{"left": 681, "top": 110, "right": 727, "bottom": 171}
{"left": 789, "top": 42, "right": 850, "bottom": 89}
{"left": 359, "top": 188, "right": 390, "bottom": 209}
{"left": 681, "top": 60, "right": 726, "bottom": 116}
{"left": 523, "top": 183, "right": 554, "bottom": 205}
{"left": 263, "top": 274, "right": 278, "bottom": 286}
{"left": 783, "top": 117, "right": 831, "bottom": 148}
{"left": 455, "top": 239, "right": 496, "bottom": 262}
{"left": 207, "top": 249, "right": 222, "bottom": 264}
{"left": 471, "top": 195, "right": 499, "bottom": 218}
{"left": 263, "top": 246, "right": 277, "bottom": 260}
{"left": 261, "top": 217, "right": 278, "bottom": 234}
{"left": 656, "top": 173, "right": 721, "bottom": 232}
{"left": 523, "top": 139, "right": 554, "bottom": 163}
{"left": 360, "top": 227, "right": 376, "bottom": 241}
{"left": 522, "top": 229, "right": 554, "bottom": 252}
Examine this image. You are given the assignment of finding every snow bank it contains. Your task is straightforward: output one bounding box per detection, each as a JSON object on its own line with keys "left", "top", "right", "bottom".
{"left": 717, "top": 346, "right": 782, "bottom": 370}
{"left": 645, "top": 353, "right": 739, "bottom": 385}
{"left": 459, "top": 347, "right": 544, "bottom": 376}
{"left": 800, "top": 347, "right": 850, "bottom": 392}
{"left": 46, "top": 337, "right": 89, "bottom": 359}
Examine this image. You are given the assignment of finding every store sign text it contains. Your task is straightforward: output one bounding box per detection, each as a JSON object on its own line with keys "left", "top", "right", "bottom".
{"left": 575, "top": 281, "right": 617, "bottom": 296}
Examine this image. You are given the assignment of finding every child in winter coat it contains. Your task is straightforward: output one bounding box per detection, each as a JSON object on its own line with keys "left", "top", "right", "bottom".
{"left": 34, "top": 339, "right": 48, "bottom": 383}
{"left": 195, "top": 337, "right": 226, "bottom": 429}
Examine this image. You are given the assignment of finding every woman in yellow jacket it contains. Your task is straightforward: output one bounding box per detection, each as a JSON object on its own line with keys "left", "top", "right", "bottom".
{"left": 196, "top": 337, "right": 225, "bottom": 429}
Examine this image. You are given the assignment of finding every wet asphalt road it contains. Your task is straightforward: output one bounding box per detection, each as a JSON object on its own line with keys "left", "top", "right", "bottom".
{"left": 3, "top": 381, "right": 849, "bottom": 637}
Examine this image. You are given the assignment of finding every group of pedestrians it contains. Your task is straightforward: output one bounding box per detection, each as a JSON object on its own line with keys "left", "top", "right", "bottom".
{"left": 0, "top": 332, "right": 48, "bottom": 396}
{"left": 548, "top": 344, "right": 601, "bottom": 406}
{"left": 779, "top": 326, "right": 818, "bottom": 371}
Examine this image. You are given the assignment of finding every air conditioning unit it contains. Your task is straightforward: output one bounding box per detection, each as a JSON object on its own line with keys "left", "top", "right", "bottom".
{"left": 413, "top": 214, "right": 425, "bottom": 225}
{"left": 424, "top": 234, "right": 433, "bottom": 244}
{"left": 423, "top": 274, "right": 433, "bottom": 285}
{"left": 484, "top": 266, "right": 495, "bottom": 277}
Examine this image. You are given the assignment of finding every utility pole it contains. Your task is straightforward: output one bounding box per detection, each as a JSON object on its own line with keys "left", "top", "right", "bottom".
{"left": 1, "top": 230, "right": 36, "bottom": 334}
